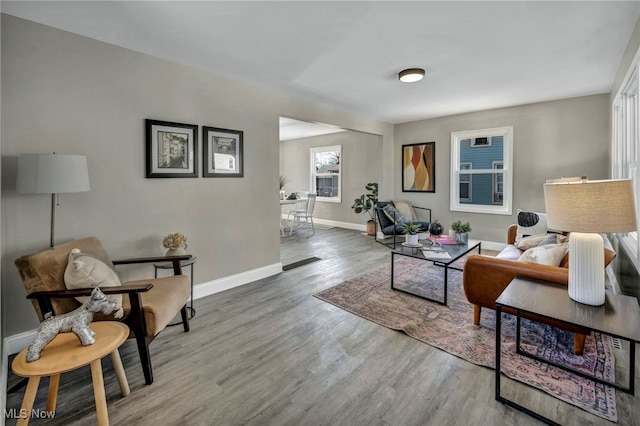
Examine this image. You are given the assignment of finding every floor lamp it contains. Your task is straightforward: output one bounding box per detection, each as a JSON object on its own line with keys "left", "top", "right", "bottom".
{"left": 543, "top": 178, "right": 637, "bottom": 306}
{"left": 16, "top": 153, "right": 90, "bottom": 247}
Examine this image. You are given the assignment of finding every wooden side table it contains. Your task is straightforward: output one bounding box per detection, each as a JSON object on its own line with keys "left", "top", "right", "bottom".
{"left": 11, "top": 322, "right": 130, "bottom": 426}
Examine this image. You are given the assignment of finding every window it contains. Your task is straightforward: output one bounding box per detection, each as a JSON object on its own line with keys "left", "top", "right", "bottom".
{"left": 493, "top": 161, "right": 504, "bottom": 204}
{"left": 450, "top": 126, "right": 513, "bottom": 214}
{"left": 310, "top": 145, "right": 341, "bottom": 203}
{"left": 612, "top": 52, "right": 640, "bottom": 271}
{"left": 459, "top": 163, "right": 472, "bottom": 202}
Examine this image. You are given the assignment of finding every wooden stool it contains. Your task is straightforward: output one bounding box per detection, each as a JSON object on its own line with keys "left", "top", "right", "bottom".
{"left": 12, "top": 322, "right": 130, "bottom": 426}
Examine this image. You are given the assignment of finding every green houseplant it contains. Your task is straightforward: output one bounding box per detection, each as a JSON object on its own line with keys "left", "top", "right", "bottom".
{"left": 351, "top": 182, "right": 378, "bottom": 236}
{"left": 402, "top": 221, "right": 423, "bottom": 245}
{"left": 450, "top": 220, "right": 472, "bottom": 244}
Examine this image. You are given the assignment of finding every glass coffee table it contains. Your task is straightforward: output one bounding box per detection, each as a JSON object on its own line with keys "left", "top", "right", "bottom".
{"left": 390, "top": 240, "right": 481, "bottom": 305}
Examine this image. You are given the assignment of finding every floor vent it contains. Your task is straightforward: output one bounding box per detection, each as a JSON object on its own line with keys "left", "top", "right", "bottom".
{"left": 283, "top": 257, "right": 321, "bottom": 271}
{"left": 611, "top": 337, "right": 623, "bottom": 350}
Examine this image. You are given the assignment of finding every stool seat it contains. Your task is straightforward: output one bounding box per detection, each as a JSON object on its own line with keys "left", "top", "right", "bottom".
{"left": 12, "top": 322, "right": 130, "bottom": 426}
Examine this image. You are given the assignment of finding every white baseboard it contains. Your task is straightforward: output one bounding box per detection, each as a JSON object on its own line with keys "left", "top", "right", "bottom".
{"left": 313, "top": 218, "right": 366, "bottom": 232}
{"left": 1, "top": 342, "right": 7, "bottom": 426}
{"left": 193, "top": 262, "right": 283, "bottom": 300}
{"left": 4, "top": 329, "right": 37, "bottom": 356}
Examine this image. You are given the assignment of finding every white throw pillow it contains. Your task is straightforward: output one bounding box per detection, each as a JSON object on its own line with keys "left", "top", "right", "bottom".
{"left": 516, "top": 210, "right": 548, "bottom": 241}
{"left": 515, "top": 233, "right": 567, "bottom": 250}
{"left": 64, "top": 249, "right": 124, "bottom": 318}
{"left": 517, "top": 243, "right": 568, "bottom": 266}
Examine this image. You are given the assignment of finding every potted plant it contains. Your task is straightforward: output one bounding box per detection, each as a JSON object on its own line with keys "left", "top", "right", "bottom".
{"left": 351, "top": 182, "right": 378, "bottom": 236}
{"left": 402, "top": 221, "right": 423, "bottom": 245}
{"left": 450, "top": 220, "right": 472, "bottom": 244}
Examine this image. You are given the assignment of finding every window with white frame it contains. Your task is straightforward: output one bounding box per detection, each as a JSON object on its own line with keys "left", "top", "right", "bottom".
{"left": 612, "top": 52, "right": 640, "bottom": 271}
{"left": 450, "top": 126, "right": 513, "bottom": 214}
{"left": 459, "top": 163, "right": 472, "bottom": 201}
{"left": 493, "top": 161, "right": 504, "bottom": 204}
{"left": 310, "top": 145, "right": 341, "bottom": 202}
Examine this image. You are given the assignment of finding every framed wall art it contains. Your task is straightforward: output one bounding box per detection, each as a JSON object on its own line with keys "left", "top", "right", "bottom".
{"left": 402, "top": 142, "right": 435, "bottom": 192}
{"left": 202, "top": 126, "right": 244, "bottom": 177}
{"left": 145, "top": 119, "right": 198, "bottom": 178}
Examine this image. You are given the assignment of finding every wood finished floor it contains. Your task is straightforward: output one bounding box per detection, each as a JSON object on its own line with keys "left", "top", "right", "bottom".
{"left": 5, "top": 227, "right": 640, "bottom": 425}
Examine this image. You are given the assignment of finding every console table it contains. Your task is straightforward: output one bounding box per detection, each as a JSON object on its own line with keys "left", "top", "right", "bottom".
{"left": 495, "top": 276, "right": 640, "bottom": 425}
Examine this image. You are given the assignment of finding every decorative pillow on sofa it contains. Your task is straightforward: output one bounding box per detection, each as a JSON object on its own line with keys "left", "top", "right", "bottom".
{"left": 515, "top": 233, "right": 568, "bottom": 250}
{"left": 516, "top": 210, "right": 548, "bottom": 241}
{"left": 382, "top": 203, "right": 406, "bottom": 224}
{"left": 64, "top": 248, "right": 124, "bottom": 318}
{"left": 517, "top": 243, "right": 568, "bottom": 266}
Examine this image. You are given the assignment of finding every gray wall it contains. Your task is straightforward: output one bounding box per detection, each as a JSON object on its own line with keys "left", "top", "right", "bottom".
{"left": 393, "top": 94, "right": 610, "bottom": 242}
{"left": 280, "top": 131, "right": 382, "bottom": 226}
{"left": 1, "top": 15, "right": 393, "bottom": 337}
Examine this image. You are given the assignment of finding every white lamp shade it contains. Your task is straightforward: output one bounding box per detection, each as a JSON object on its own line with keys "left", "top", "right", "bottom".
{"left": 543, "top": 178, "right": 637, "bottom": 233}
{"left": 17, "top": 154, "right": 90, "bottom": 194}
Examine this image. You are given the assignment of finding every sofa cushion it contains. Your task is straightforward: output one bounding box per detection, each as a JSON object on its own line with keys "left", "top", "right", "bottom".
{"left": 516, "top": 210, "right": 548, "bottom": 241}
{"left": 495, "top": 244, "right": 523, "bottom": 261}
{"left": 518, "top": 243, "right": 568, "bottom": 266}
{"left": 382, "top": 203, "right": 406, "bottom": 224}
{"left": 516, "top": 233, "right": 567, "bottom": 250}
{"left": 64, "top": 248, "right": 124, "bottom": 318}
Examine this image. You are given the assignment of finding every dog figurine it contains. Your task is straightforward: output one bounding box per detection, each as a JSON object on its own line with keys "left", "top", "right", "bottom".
{"left": 26, "top": 287, "right": 118, "bottom": 362}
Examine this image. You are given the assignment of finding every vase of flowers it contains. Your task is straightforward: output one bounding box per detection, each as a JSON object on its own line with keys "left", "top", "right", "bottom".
{"left": 163, "top": 232, "right": 188, "bottom": 256}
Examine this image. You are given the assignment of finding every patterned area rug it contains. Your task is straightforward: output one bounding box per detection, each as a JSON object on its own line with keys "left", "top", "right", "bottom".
{"left": 314, "top": 256, "right": 617, "bottom": 422}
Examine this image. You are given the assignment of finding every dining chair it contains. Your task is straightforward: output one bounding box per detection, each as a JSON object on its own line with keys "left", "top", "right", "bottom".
{"left": 285, "top": 193, "right": 309, "bottom": 226}
{"left": 289, "top": 194, "right": 316, "bottom": 236}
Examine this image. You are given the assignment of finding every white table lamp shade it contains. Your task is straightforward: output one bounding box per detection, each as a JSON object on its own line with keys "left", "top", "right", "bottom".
{"left": 543, "top": 178, "right": 637, "bottom": 306}
{"left": 17, "top": 154, "right": 90, "bottom": 194}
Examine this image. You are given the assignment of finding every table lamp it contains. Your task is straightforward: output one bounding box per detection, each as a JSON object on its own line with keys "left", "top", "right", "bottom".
{"left": 16, "top": 153, "right": 90, "bottom": 247}
{"left": 543, "top": 177, "right": 637, "bottom": 306}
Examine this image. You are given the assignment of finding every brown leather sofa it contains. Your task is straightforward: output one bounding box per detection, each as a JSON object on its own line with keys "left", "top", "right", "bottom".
{"left": 462, "top": 224, "right": 616, "bottom": 355}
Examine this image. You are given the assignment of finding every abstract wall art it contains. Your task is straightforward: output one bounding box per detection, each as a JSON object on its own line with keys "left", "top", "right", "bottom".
{"left": 402, "top": 142, "right": 435, "bottom": 192}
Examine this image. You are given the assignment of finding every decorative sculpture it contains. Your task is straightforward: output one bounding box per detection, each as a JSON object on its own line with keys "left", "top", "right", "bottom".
{"left": 26, "top": 287, "right": 118, "bottom": 362}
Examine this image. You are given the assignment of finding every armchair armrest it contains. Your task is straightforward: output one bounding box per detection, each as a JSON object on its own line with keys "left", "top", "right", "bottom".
{"left": 462, "top": 255, "right": 568, "bottom": 310}
{"left": 412, "top": 206, "right": 432, "bottom": 223}
{"left": 26, "top": 284, "right": 154, "bottom": 320}
{"left": 112, "top": 254, "right": 192, "bottom": 275}
{"left": 26, "top": 284, "right": 153, "bottom": 300}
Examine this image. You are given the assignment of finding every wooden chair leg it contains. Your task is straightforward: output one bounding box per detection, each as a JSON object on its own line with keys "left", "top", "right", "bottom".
{"left": 573, "top": 333, "right": 586, "bottom": 355}
{"left": 135, "top": 335, "right": 153, "bottom": 385}
{"left": 473, "top": 305, "right": 481, "bottom": 325}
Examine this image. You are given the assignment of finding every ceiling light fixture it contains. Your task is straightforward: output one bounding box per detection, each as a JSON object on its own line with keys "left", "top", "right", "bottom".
{"left": 398, "top": 68, "right": 425, "bottom": 83}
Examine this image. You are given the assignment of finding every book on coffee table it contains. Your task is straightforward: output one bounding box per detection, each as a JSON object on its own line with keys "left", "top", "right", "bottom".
{"left": 426, "top": 235, "right": 459, "bottom": 245}
{"left": 421, "top": 250, "right": 452, "bottom": 260}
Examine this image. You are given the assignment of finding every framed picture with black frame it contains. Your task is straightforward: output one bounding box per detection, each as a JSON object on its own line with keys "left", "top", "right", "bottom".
{"left": 202, "top": 126, "right": 244, "bottom": 177}
{"left": 402, "top": 142, "right": 435, "bottom": 192}
{"left": 145, "top": 119, "right": 198, "bottom": 178}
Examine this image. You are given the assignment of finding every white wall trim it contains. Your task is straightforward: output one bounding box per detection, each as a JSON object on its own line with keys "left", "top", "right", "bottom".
{"left": 4, "top": 329, "right": 37, "bottom": 356}
{"left": 313, "top": 218, "right": 366, "bottom": 232}
{"left": 1, "top": 342, "right": 7, "bottom": 426}
{"left": 193, "top": 262, "right": 283, "bottom": 300}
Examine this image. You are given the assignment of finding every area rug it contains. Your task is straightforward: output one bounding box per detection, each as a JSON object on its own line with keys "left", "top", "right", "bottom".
{"left": 314, "top": 256, "right": 617, "bottom": 422}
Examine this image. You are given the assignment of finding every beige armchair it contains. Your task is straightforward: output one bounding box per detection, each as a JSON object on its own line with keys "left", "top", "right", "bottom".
{"left": 15, "top": 236, "right": 191, "bottom": 385}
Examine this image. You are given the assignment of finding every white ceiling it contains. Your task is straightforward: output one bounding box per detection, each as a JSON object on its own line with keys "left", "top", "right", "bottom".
{"left": 3, "top": 1, "right": 640, "bottom": 125}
